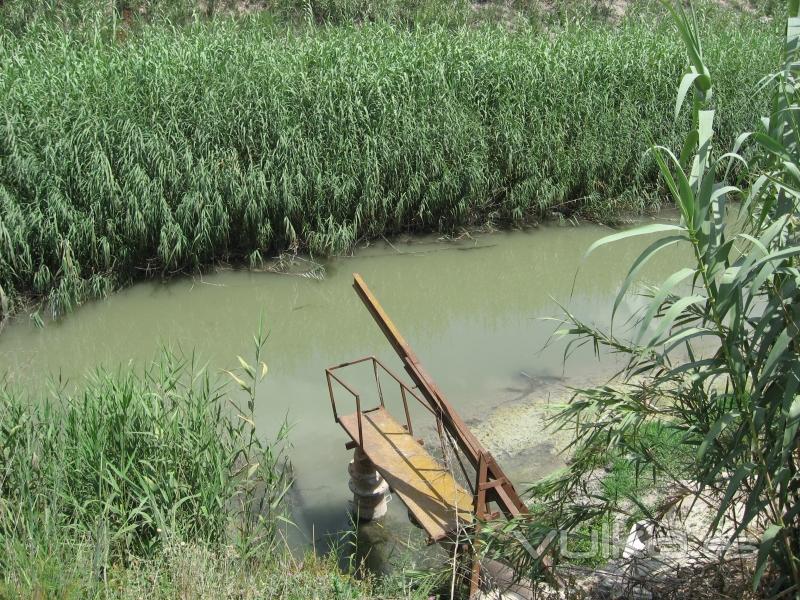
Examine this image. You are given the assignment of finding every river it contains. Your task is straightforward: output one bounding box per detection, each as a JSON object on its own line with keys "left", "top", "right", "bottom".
{"left": 0, "top": 216, "right": 688, "bottom": 560}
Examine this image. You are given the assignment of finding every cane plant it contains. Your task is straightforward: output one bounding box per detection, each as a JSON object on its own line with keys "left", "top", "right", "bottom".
{"left": 494, "top": 0, "right": 800, "bottom": 594}
{"left": 0, "top": 336, "right": 291, "bottom": 578}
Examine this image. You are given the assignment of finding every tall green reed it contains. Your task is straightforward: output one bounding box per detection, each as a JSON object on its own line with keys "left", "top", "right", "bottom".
{"left": 0, "top": 0, "right": 734, "bottom": 34}
{"left": 485, "top": 0, "right": 799, "bottom": 593}
{"left": 0, "top": 15, "right": 779, "bottom": 319}
{"left": 0, "top": 337, "right": 291, "bottom": 590}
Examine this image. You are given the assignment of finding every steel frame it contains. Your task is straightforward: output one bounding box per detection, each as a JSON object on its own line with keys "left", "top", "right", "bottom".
{"left": 325, "top": 274, "right": 554, "bottom": 597}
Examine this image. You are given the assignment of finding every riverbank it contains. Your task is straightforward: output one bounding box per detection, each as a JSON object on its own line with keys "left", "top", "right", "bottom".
{"left": 0, "top": 6, "right": 781, "bottom": 320}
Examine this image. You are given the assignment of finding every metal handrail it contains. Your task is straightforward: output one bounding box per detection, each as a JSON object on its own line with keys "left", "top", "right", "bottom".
{"left": 325, "top": 368, "right": 364, "bottom": 447}
{"left": 326, "top": 355, "right": 438, "bottom": 444}
{"left": 326, "top": 355, "right": 481, "bottom": 499}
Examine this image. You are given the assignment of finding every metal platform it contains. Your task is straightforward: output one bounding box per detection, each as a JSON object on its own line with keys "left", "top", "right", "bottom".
{"left": 339, "top": 406, "right": 473, "bottom": 542}
{"left": 326, "top": 274, "right": 555, "bottom": 597}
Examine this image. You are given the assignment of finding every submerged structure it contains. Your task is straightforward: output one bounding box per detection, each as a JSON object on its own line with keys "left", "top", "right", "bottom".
{"left": 325, "top": 274, "right": 551, "bottom": 597}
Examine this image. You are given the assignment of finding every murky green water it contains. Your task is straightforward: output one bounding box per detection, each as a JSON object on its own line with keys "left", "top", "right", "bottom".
{"left": 0, "top": 217, "right": 688, "bottom": 553}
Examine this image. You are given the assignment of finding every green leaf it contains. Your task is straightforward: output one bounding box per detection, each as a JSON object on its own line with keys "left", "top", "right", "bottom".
{"left": 691, "top": 109, "right": 715, "bottom": 189}
{"left": 611, "top": 235, "right": 687, "bottom": 325}
{"left": 753, "top": 131, "right": 791, "bottom": 161}
{"left": 735, "top": 233, "right": 768, "bottom": 257}
{"left": 710, "top": 184, "right": 739, "bottom": 205}
{"left": 754, "top": 523, "right": 781, "bottom": 589}
{"left": 749, "top": 243, "right": 800, "bottom": 295}
{"left": 698, "top": 412, "right": 738, "bottom": 460}
{"left": 710, "top": 462, "right": 753, "bottom": 533}
{"left": 661, "top": 326, "right": 717, "bottom": 355}
{"left": 224, "top": 370, "right": 251, "bottom": 394}
{"left": 675, "top": 72, "right": 704, "bottom": 120}
{"left": 645, "top": 294, "right": 706, "bottom": 348}
{"left": 634, "top": 267, "right": 695, "bottom": 345}
{"left": 760, "top": 330, "right": 790, "bottom": 383}
{"left": 716, "top": 266, "right": 742, "bottom": 318}
{"left": 679, "top": 129, "right": 699, "bottom": 168}
{"left": 652, "top": 145, "right": 695, "bottom": 227}
{"left": 659, "top": 0, "right": 708, "bottom": 79}
{"left": 752, "top": 244, "right": 800, "bottom": 272}
{"left": 584, "top": 224, "right": 685, "bottom": 258}
{"left": 237, "top": 355, "right": 254, "bottom": 377}
{"left": 782, "top": 393, "right": 800, "bottom": 462}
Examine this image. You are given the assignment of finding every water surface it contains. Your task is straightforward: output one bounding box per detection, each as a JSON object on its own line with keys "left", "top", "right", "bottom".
{"left": 0, "top": 218, "right": 687, "bottom": 551}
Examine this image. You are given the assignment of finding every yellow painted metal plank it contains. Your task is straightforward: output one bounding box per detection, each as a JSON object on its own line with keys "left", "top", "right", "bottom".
{"left": 339, "top": 407, "right": 473, "bottom": 541}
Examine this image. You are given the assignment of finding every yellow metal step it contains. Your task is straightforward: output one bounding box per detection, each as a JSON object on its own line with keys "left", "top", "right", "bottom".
{"left": 338, "top": 407, "right": 473, "bottom": 542}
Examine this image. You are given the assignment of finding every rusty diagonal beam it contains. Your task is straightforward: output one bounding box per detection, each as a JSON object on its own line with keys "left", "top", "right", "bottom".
{"left": 352, "top": 273, "right": 528, "bottom": 517}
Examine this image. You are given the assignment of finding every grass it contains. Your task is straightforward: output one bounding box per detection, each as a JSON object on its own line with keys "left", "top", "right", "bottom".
{"left": 0, "top": 0, "right": 766, "bottom": 33}
{"left": 594, "top": 422, "right": 688, "bottom": 504}
{"left": 0, "top": 9, "right": 781, "bottom": 319}
{"left": 1, "top": 542, "right": 387, "bottom": 599}
{"left": 0, "top": 337, "right": 360, "bottom": 598}
{"left": 537, "top": 0, "right": 800, "bottom": 586}
{"left": 523, "top": 421, "right": 694, "bottom": 568}
{"left": 0, "top": 336, "right": 431, "bottom": 598}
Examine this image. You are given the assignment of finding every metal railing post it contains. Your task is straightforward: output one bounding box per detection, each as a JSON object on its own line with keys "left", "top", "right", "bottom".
{"left": 372, "top": 357, "right": 385, "bottom": 407}
{"left": 326, "top": 370, "right": 338, "bottom": 422}
{"left": 400, "top": 386, "right": 413, "bottom": 436}
{"left": 355, "top": 394, "right": 363, "bottom": 447}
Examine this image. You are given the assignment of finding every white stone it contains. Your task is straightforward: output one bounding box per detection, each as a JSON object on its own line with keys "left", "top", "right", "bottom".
{"left": 622, "top": 521, "right": 655, "bottom": 560}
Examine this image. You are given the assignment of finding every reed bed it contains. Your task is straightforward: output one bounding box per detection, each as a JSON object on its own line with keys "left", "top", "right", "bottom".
{"left": 0, "top": 0, "right": 720, "bottom": 33}
{"left": 0, "top": 345, "right": 298, "bottom": 596}
{"left": 0, "top": 16, "right": 780, "bottom": 317}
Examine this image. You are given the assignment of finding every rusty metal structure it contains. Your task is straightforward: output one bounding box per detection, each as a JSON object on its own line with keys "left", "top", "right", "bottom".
{"left": 326, "top": 274, "right": 551, "bottom": 597}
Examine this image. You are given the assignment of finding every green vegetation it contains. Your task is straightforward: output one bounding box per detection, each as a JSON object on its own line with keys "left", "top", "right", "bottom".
{"left": 579, "top": 423, "right": 688, "bottom": 508}
{"left": 0, "top": 0, "right": 765, "bottom": 33}
{"left": 1, "top": 0, "right": 793, "bottom": 595}
{"left": 492, "top": 0, "right": 800, "bottom": 593}
{"left": 0, "top": 336, "right": 419, "bottom": 598}
{"left": 0, "top": 10, "right": 781, "bottom": 319}
{"left": 0, "top": 332, "right": 272, "bottom": 593}
{"left": 518, "top": 423, "right": 693, "bottom": 569}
